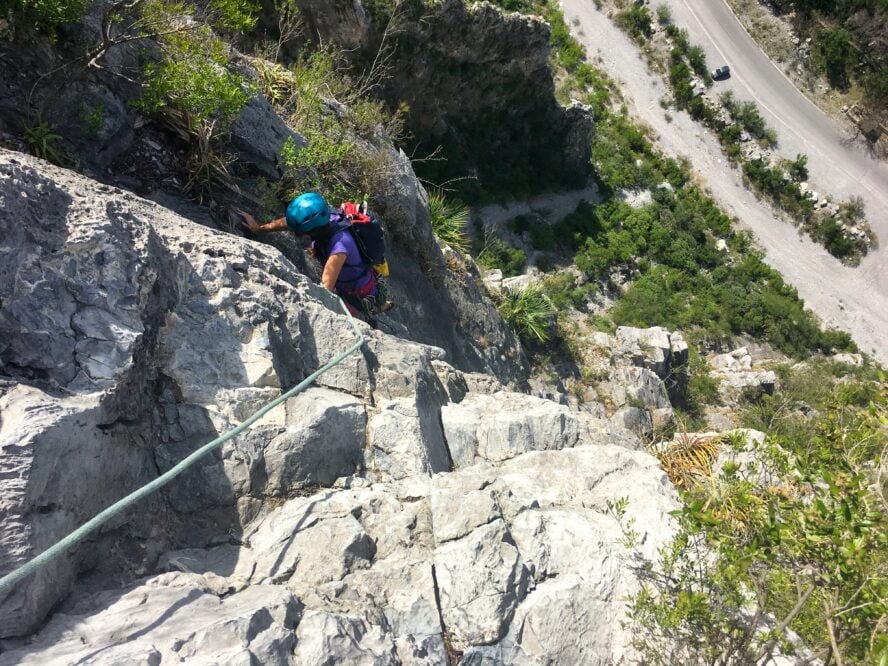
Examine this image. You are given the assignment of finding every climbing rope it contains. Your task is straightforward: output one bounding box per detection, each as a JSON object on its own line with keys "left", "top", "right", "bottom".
{"left": 0, "top": 298, "right": 365, "bottom": 595}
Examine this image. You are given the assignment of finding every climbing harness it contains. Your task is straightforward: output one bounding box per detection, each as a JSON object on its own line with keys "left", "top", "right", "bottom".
{"left": 0, "top": 298, "right": 365, "bottom": 596}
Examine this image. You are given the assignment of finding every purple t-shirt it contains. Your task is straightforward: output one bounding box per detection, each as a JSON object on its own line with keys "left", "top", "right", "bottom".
{"left": 324, "top": 228, "right": 371, "bottom": 292}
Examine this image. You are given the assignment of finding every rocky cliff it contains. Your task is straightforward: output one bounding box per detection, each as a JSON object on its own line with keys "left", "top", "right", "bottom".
{"left": 295, "top": 0, "right": 594, "bottom": 195}
{"left": 0, "top": 148, "right": 680, "bottom": 662}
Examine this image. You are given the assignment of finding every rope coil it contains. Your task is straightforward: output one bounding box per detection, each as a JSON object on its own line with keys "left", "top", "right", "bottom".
{"left": 0, "top": 298, "right": 365, "bottom": 595}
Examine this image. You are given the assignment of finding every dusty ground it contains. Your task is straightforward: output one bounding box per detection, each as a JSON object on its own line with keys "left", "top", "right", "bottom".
{"left": 559, "top": 0, "right": 888, "bottom": 364}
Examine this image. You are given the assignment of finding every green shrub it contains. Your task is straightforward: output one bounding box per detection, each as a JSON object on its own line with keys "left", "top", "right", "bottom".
{"left": 542, "top": 271, "right": 591, "bottom": 310}
{"left": 496, "top": 284, "right": 555, "bottom": 343}
{"left": 616, "top": 6, "right": 653, "bottom": 42}
{"left": 529, "top": 223, "right": 557, "bottom": 252}
{"left": 138, "top": 29, "right": 252, "bottom": 129}
{"left": 428, "top": 192, "right": 470, "bottom": 254}
{"left": 666, "top": 25, "right": 690, "bottom": 53}
{"left": 656, "top": 4, "right": 671, "bottom": 24}
{"left": 478, "top": 238, "right": 527, "bottom": 277}
{"left": 8, "top": 0, "right": 89, "bottom": 31}
{"left": 788, "top": 153, "right": 808, "bottom": 181}
{"left": 535, "top": 253, "right": 557, "bottom": 273}
{"left": 686, "top": 45, "right": 708, "bottom": 79}
{"left": 820, "top": 27, "right": 855, "bottom": 90}
{"left": 631, "top": 384, "right": 888, "bottom": 665}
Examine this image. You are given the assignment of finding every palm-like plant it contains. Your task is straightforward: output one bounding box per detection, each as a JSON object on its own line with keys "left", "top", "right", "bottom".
{"left": 428, "top": 191, "right": 470, "bottom": 255}
{"left": 496, "top": 284, "right": 555, "bottom": 343}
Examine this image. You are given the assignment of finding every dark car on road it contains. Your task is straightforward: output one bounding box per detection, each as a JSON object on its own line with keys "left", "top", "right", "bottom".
{"left": 712, "top": 65, "right": 731, "bottom": 80}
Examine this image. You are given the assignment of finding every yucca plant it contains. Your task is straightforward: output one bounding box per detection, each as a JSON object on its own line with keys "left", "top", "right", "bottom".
{"left": 496, "top": 284, "right": 555, "bottom": 343}
{"left": 428, "top": 191, "right": 470, "bottom": 255}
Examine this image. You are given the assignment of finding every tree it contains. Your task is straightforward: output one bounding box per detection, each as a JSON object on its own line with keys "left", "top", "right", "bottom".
{"left": 821, "top": 27, "right": 855, "bottom": 90}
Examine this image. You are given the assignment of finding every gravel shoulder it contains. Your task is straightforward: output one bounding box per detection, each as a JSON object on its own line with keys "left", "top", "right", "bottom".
{"left": 559, "top": 0, "right": 888, "bottom": 364}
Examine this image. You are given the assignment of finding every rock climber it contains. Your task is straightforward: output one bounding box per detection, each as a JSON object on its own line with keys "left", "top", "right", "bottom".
{"left": 239, "top": 193, "right": 391, "bottom": 323}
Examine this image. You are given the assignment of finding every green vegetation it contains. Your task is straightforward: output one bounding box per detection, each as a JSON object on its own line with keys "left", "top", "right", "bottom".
{"left": 477, "top": 238, "right": 527, "bottom": 277}
{"left": 24, "top": 117, "right": 65, "bottom": 164}
{"left": 617, "top": 16, "right": 873, "bottom": 261}
{"left": 616, "top": 5, "right": 653, "bottom": 42}
{"left": 428, "top": 192, "right": 470, "bottom": 254}
{"left": 6, "top": 0, "right": 89, "bottom": 32}
{"left": 629, "top": 362, "right": 888, "bottom": 665}
{"left": 552, "top": 39, "right": 855, "bottom": 357}
{"left": 509, "top": 214, "right": 558, "bottom": 252}
{"left": 494, "top": 284, "right": 556, "bottom": 343}
{"left": 254, "top": 50, "right": 406, "bottom": 204}
{"left": 541, "top": 271, "right": 593, "bottom": 310}
{"left": 820, "top": 26, "right": 855, "bottom": 90}
{"left": 720, "top": 91, "right": 777, "bottom": 147}
{"left": 139, "top": 30, "right": 252, "bottom": 131}
{"left": 769, "top": 0, "right": 888, "bottom": 109}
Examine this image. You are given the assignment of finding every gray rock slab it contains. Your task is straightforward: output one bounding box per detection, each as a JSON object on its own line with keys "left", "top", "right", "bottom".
{"left": 0, "top": 573, "right": 300, "bottom": 665}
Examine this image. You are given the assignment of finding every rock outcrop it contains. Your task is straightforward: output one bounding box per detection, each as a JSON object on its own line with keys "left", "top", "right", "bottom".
{"left": 0, "top": 149, "right": 680, "bottom": 662}
{"left": 295, "top": 0, "right": 594, "bottom": 193}
{"left": 710, "top": 347, "right": 777, "bottom": 395}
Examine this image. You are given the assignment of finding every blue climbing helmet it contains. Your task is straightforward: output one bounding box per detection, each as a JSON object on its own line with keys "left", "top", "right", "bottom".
{"left": 285, "top": 193, "right": 330, "bottom": 232}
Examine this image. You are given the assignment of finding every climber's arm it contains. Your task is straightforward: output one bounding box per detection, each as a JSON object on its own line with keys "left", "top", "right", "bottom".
{"left": 321, "top": 253, "right": 347, "bottom": 291}
{"left": 239, "top": 211, "right": 288, "bottom": 234}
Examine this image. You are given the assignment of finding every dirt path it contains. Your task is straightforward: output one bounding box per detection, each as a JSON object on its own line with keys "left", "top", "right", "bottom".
{"left": 559, "top": 0, "right": 888, "bottom": 364}
{"left": 472, "top": 183, "right": 601, "bottom": 228}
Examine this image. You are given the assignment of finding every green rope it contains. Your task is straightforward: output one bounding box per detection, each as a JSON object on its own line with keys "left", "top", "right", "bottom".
{"left": 0, "top": 297, "right": 365, "bottom": 595}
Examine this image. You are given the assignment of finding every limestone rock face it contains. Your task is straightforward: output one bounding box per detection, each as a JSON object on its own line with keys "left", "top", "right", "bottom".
{"left": 441, "top": 392, "right": 580, "bottom": 467}
{"left": 5, "top": 447, "right": 678, "bottom": 664}
{"left": 0, "top": 149, "right": 682, "bottom": 662}
{"left": 0, "top": 573, "right": 301, "bottom": 665}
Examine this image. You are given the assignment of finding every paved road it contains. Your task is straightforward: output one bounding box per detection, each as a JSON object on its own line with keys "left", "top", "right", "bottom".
{"left": 559, "top": 0, "right": 888, "bottom": 362}
{"left": 669, "top": 0, "right": 888, "bottom": 295}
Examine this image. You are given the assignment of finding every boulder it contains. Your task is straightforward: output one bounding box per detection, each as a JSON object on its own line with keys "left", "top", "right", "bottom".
{"left": 3, "top": 440, "right": 679, "bottom": 663}
{"left": 710, "top": 348, "right": 777, "bottom": 394}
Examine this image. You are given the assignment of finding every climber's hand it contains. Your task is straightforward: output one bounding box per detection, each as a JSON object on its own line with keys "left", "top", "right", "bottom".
{"left": 239, "top": 210, "right": 261, "bottom": 235}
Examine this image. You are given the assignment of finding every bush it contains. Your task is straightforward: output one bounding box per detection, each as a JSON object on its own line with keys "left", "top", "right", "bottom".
{"left": 631, "top": 384, "right": 888, "bottom": 665}
{"left": 542, "top": 271, "right": 591, "bottom": 310}
{"left": 821, "top": 27, "right": 855, "bottom": 90}
{"left": 686, "top": 45, "right": 708, "bottom": 79}
{"left": 478, "top": 238, "right": 527, "bottom": 277}
{"left": 666, "top": 24, "right": 690, "bottom": 53}
{"left": 616, "top": 6, "right": 654, "bottom": 42}
{"left": 656, "top": 4, "right": 671, "bottom": 24}
{"left": 138, "top": 29, "right": 252, "bottom": 129}
{"left": 496, "top": 284, "right": 555, "bottom": 343}
{"left": 529, "top": 223, "right": 557, "bottom": 252}
{"left": 8, "top": 0, "right": 89, "bottom": 31}
{"left": 788, "top": 153, "right": 808, "bottom": 181}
